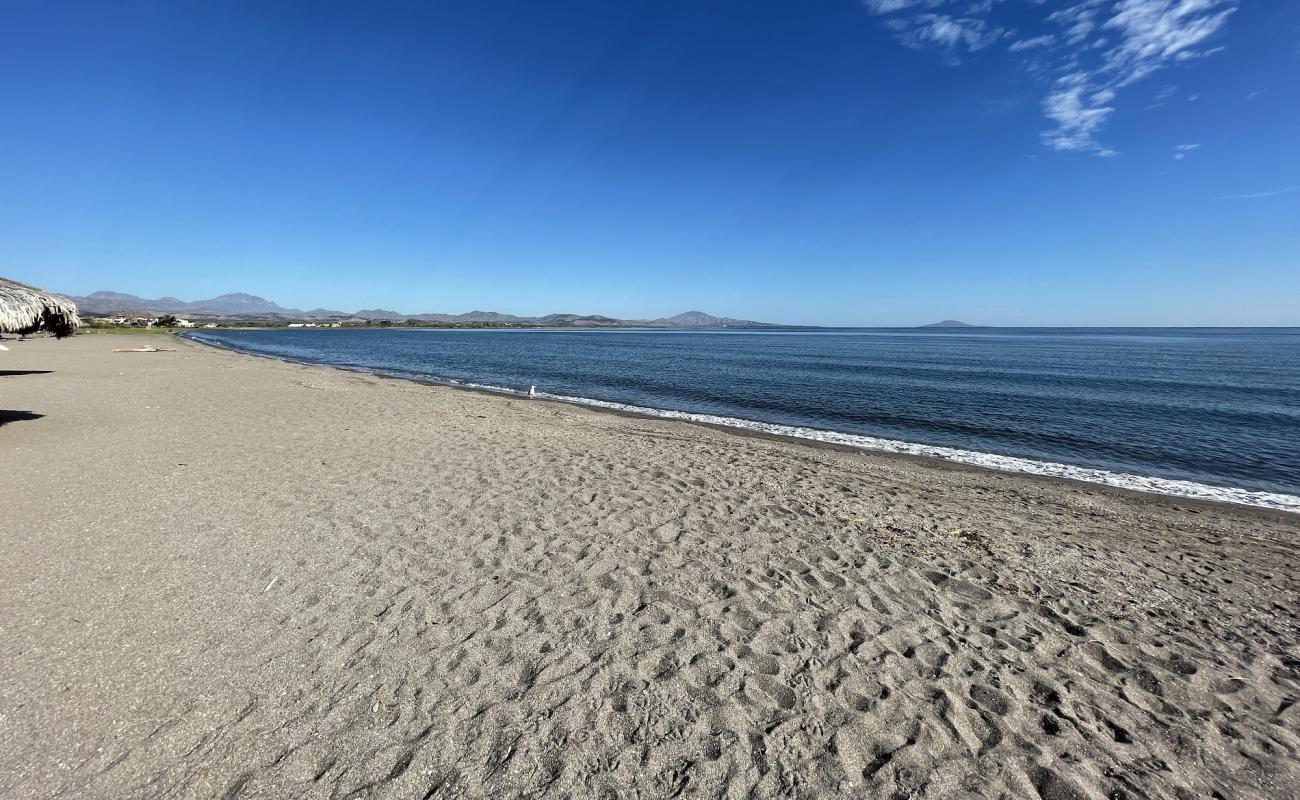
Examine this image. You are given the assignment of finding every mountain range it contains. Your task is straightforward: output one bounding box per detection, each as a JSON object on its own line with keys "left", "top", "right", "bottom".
{"left": 66, "top": 290, "right": 781, "bottom": 328}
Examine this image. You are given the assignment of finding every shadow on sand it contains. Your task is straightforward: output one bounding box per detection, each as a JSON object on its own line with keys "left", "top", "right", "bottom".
{"left": 0, "top": 411, "right": 44, "bottom": 427}
{"left": 1, "top": 370, "right": 51, "bottom": 425}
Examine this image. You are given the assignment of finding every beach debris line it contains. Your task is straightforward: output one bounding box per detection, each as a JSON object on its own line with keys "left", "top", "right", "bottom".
{"left": 113, "top": 346, "right": 176, "bottom": 353}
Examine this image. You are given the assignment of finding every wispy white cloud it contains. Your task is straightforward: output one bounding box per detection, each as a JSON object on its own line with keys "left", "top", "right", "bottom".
{"left": 1222, "top": 185, "right": 1298, "bottom": 200}
{"left": 862, "top": 0, "right": 1239, "bottom": 156}
{"left": 1041, "top": 79, "right": 1116, "bottom": 155}
{"left": 887, "top": 14, "right": 1004, "bottom": 60}
{"left": 1172, "top": 142, "right": 1200, "bottom": 159}
{"left": 864, "top": 0, "right": 942, "bottom": 13}
{"left": 1101, "top": 0, "right": 1236, "bottom": 85}
{"left": 1010, "top": 34, "right": 1055, "bottom": 51}
{"left": 1046, "top": 1, "right": 1106, "bottom": 46}
{"left": 1145, "top": 83, "right": 1178, "bottom": 108}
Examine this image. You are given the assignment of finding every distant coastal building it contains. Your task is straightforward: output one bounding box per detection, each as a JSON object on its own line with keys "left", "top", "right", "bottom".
{"left": 96, "top": 314, "right": 158, "bottom": 327}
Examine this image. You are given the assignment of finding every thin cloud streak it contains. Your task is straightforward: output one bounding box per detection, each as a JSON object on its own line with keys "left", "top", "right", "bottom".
{"left": 1010, "top": 34, "right": 1056, "bottom": 51}
{"left": 1222, "top": 186, "right": 1298, "bottom": 200}
{"left": 886, "top": 13, "right": 1004, "bottom": 62}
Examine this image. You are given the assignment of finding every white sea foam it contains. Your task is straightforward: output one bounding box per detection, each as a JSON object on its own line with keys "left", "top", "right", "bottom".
{"left": 530, "top": 390, "right": 1300, "bottom": 514}
{"left": 182, "top": 334, "right": 1300, "bottom": 514}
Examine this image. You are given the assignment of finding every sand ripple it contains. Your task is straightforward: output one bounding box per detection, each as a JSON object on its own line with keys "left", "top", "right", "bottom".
{"left": 1, "top": 336, "right": 1298, "bottom": 799}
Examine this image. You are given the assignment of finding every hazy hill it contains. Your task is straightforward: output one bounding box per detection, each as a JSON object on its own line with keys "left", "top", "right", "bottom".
{"left": 67, "top": 290, "right": 784, "bottom": 327}
{"left": 352, "top": 308, "right": 408, "bottom": 321}
{"left": 654, "top": 311, "right": 763, "bottom": 327}
{"left": 920, "top": 319, "right": 978, "bottom": 328}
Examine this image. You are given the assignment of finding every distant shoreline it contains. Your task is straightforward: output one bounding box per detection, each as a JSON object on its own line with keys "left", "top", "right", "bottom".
{"left": 75, "top": 321, "right": 1300, "bottom": 333}
{"left": 179, "top": 330, "right": 1300, "bottom": 515}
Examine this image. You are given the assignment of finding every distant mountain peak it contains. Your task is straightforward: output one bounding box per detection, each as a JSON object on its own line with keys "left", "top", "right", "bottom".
{"left": 353, "top": 308, "right": 406, "bottom": 320}
{"left": 657, "top": 310, "right": 769, "bottom": 327}
{"left": 920, "top": 319, "right": 977, "bottom": 328}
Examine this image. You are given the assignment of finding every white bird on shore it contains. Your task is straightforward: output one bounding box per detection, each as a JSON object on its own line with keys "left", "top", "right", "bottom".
{"left": 528, "top": 385, "right": 536, "bottom": 399}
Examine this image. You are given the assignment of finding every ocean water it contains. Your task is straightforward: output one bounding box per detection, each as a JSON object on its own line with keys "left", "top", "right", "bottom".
{"left": 185, "top": 327, "right": 1300, "bottom": 512}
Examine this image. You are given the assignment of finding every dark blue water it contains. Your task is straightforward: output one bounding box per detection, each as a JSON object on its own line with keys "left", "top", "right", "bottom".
{"left": 186, "top": 327, "right": 1300, "bottom": 508}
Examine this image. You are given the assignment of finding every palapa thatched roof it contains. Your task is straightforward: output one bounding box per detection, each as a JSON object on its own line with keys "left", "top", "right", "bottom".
{"left": 0, "top": 278, "right": 81, "bottom": 338}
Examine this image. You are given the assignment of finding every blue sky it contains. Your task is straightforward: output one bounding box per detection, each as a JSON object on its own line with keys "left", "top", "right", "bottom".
{"left": 2, "top": 0, "right": 1296, "bottom": 326}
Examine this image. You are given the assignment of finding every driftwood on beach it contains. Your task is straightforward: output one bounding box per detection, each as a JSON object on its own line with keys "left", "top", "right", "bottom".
{"left": 0, "top": 277, "right": 81, "bottom": 339}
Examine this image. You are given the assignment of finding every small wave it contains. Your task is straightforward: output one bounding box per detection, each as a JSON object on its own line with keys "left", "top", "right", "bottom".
{"left": 533, "top": 391, "right": 1300, "bottom": 514}
{"left": 181, "top": 333, "right": 1300, "bottom": 513}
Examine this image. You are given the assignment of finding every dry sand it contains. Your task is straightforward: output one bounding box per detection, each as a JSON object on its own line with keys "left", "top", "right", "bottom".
{"left": 1, "top": 333, "right": 1298, "bottom": 799}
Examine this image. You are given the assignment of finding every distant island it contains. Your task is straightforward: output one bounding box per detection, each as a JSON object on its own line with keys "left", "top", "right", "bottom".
{"left": 919, "top": 320, "right": 979, "bottom": 328}
{"left": 64, "top": 290, "right": 788, "bottom": 329}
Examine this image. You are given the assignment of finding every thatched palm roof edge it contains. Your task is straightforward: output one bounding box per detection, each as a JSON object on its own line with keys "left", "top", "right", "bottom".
{"left": 0, "top": 278, "right": 82, "bottom": 338}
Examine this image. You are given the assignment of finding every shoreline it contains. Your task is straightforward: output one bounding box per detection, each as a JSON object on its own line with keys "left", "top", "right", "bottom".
{"left": 5, "top": 334, "right": 1298, "bottom": 799}
{"left": 178, "top": 331, "right": 1300, "bottom": 518}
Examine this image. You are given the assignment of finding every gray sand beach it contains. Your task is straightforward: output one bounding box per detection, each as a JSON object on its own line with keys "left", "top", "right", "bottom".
{"left": 2, "top": 334, "right": 1298, "bottom": 799}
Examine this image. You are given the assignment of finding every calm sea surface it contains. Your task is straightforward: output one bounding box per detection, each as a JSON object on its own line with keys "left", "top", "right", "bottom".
{"left": 186, "top": 327, "right": 1300, "bottom": 510}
